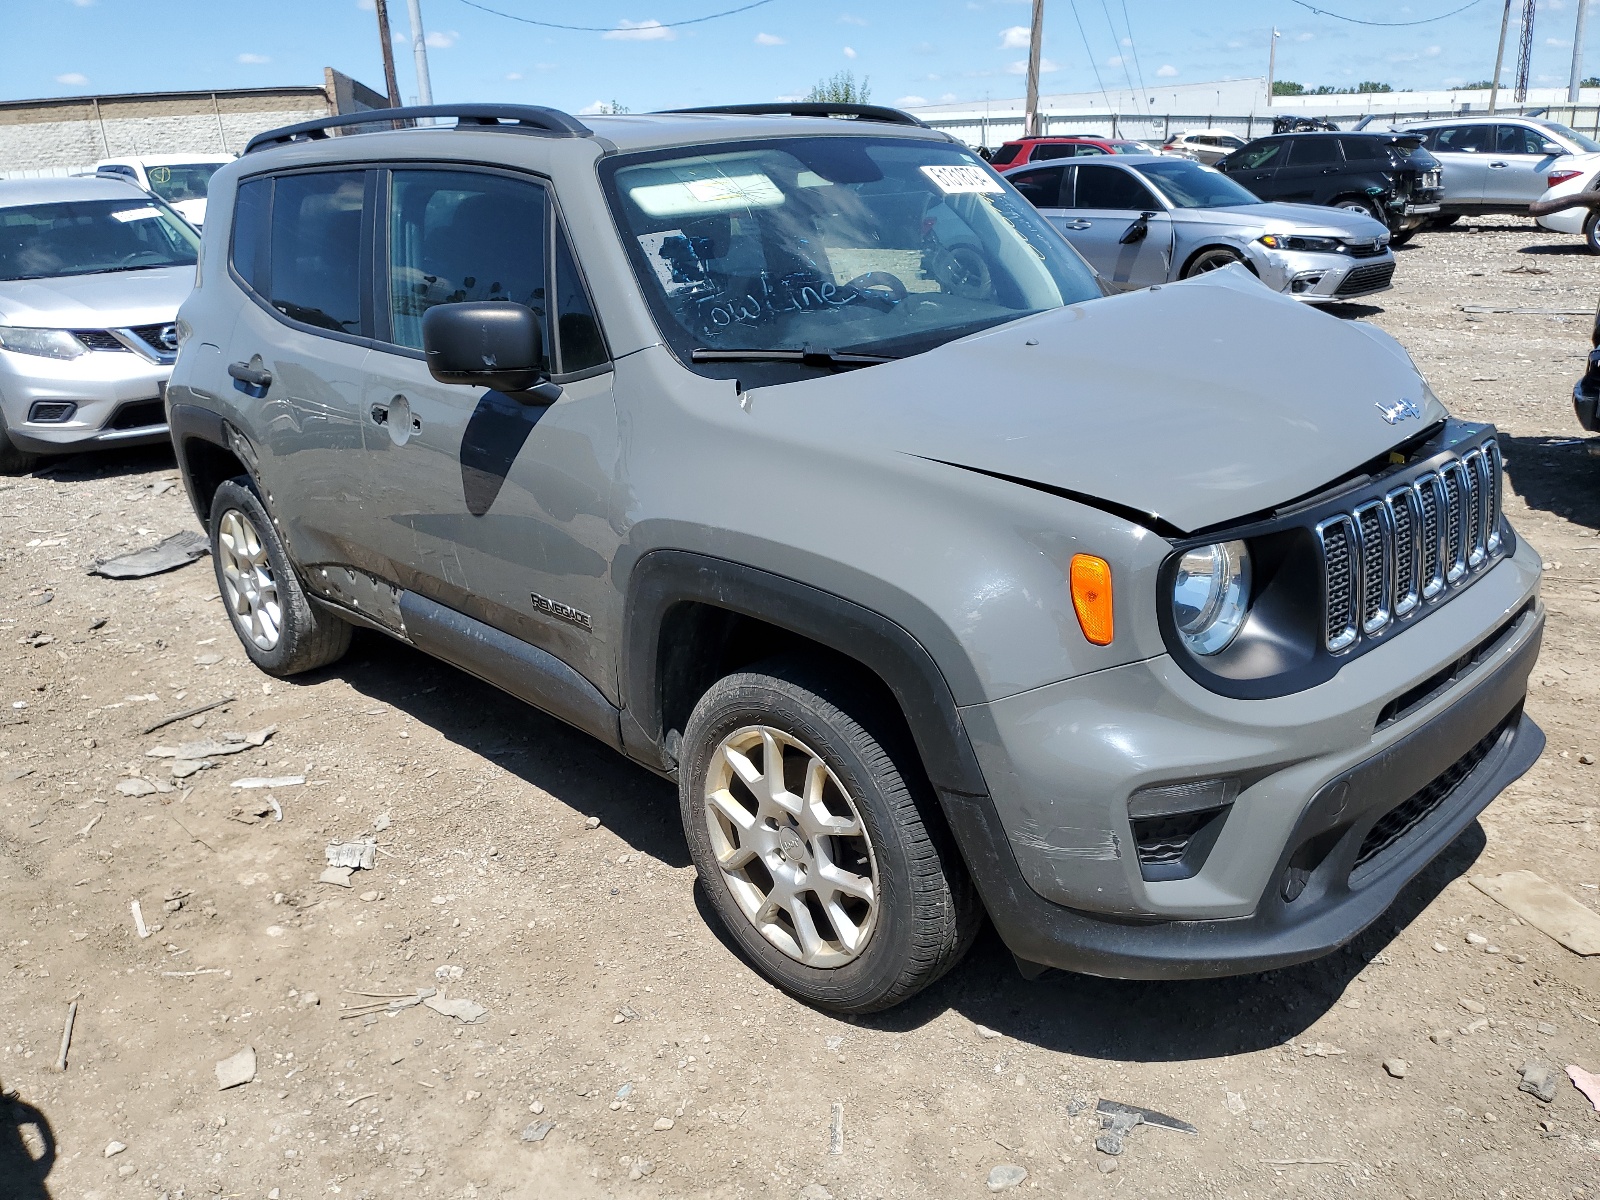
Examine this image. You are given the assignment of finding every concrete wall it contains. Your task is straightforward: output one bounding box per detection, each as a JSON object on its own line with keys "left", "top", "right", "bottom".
{"left": 0, "top": 69, "right": 385, "bottom": 176}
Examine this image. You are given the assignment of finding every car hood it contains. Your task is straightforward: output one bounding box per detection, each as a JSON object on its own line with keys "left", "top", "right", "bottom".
{"left": 1173, "top": 202, "right": 1390, "bottom": 238}
{"left": 750, "top": 269, "right": 1442, "bottom": 534}
{"left": 0, "top": 264, "right": 194, "bottom": 328}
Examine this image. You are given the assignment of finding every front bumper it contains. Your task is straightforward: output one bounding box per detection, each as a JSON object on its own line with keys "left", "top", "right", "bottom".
{"left": 1254, "top": 246, "right": 1396, "bottom": 303}
{"left": 955, "top": 538, "right": 1544, "bottom": 979}
{"left": 0, "top": 345, "right": 172, "bottom": 454}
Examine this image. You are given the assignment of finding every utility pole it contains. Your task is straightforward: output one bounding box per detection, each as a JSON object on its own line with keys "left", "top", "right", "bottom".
{"left": 407, "top": 0, "right": 435, "bottom": 108}
{"left": 1489, "top": 0, "right": 1513, "bottom": 113}
{"left": 1570, "top": 0, "right": 1590, "bottom": 101}
{"left": 1266, "top": 28, "right": 1280, "bottom": 107}
{"left": 1023, "top": 0, "right": 1044, "bottom": 138}
{"left": 374, "top": 0, "right": 402, "bottom": 108}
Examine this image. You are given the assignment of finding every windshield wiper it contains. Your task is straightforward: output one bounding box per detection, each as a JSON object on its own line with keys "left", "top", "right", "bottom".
{"left": 691, "top": 346, "right": 896, "bottom": 370}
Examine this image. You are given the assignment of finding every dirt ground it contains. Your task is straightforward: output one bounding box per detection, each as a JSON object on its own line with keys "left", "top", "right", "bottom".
{"left": 3, "top": 220, "right": 1600, "bottom": 1200}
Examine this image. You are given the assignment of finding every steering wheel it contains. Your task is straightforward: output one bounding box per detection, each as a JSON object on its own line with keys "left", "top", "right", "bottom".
{"left": 843, "top": 271, "right": 908, "bottom": 311}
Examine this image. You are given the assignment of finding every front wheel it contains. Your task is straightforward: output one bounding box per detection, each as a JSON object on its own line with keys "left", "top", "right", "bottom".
{"left": 1388, "top": 221, "right": 1421, "bottom": 247}
{"left": 679, "top": 660, "right": 980, "bottom": 1013}
{"left": 1182, "top": 247, "right": 1246, "bottom": 277}
{"left": 0, "top": 411, "right": 38, "bottom": 476}
{"left": 208, "top": 477, "right": 350, "bottom": 676}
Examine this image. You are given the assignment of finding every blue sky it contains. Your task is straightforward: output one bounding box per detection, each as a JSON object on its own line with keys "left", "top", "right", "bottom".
{"left": 8, "top": 0, "right": 1593, "bottom": 113}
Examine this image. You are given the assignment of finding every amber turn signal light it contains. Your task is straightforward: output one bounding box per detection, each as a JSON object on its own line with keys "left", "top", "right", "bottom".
{"left": 1070, "top": 554, "right": 1114, "bottom": 646}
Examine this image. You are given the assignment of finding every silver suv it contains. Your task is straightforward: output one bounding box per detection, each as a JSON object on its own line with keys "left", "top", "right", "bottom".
{"left": 168, "top": 103, "right": 1546, "bottom": 1012}
{"left": 1395, "top": 116, "right": 1600, "bottom": 217}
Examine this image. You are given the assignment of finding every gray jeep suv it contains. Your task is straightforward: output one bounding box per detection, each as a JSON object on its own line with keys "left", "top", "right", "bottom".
{"left": 167, "top": 103, "right": 1546, "bottom": 1013}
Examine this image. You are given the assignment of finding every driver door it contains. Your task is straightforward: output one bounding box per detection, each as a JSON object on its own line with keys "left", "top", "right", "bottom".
{"left": 1056, "top": 162, "right": 1174, "bottom": 291}
{"left": 1487, "top": 124, "right": 1565, "bottom": 204}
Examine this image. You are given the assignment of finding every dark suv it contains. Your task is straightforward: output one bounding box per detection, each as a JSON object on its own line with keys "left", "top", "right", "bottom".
{"left": 1217, "top": 132, "right": 1443, "bottom": 243}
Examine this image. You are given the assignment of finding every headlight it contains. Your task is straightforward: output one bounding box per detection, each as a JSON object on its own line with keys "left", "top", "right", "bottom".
{"left": 1259, "top": 234, "right": 1343, "bottom": 253}
{"left": 0, "top": 326, "right": 85, "bottom": 360}
{"left": 1171, "top": 540, "right": 1251, "bottom": 656}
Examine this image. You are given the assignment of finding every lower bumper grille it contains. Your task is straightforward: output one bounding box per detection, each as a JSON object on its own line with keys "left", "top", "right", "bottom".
{"left": 107, "top": 398, "right": 166, "bottom": 431}
{"left": 1335, "top": 261, "right": 1396, "bottom": 297}
{"left": 1352, "top": 715, "right": 1508, "bottom": 877}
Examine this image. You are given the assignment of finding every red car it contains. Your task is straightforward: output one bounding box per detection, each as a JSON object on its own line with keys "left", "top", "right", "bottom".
{"left": 987, "top": 136, "right": 1152, "bottom": 168}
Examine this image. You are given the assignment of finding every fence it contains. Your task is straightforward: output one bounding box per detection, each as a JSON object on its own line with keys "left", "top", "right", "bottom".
{"left": 925, "top": 104, "right": 1600, "bottom": 148}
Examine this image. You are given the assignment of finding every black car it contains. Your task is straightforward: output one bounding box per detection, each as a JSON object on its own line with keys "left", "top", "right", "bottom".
{"left": 1216, "top": 131, "right": 1444, "bottom": 244}
{"left": 1575, "top": 302, "right": 1600, "bottom": 443}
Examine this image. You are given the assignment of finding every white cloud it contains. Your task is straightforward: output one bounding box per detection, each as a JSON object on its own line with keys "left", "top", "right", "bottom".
{"left": 754, "top": 31, "right": 785, "bottom": 45}
{"left": 356, "top": 0, "right": 374, "bottom": 9}
{"left": 839, "top": 13, "right": 867, "bottom": 24}
{"left": 775, "top": 92, "right": 807, "bottom": 101}
{"left": 237, "top": 52, "right": 270, "bottom": 64}
{"left": 55, "top": 72, "right": 88, "bottom": 85}
{"left": 1004, "top": 57, "right": 1058, "bottom": 74}
{"left": 1156, "top": 64, "right": 1178, "bottom": 77}
{"left": 506, "top": 71, "right": 523, "bottom": 80}
{"left": 999, "top": 25, "right": 1030, "bottom": 48}
{"left": 578, "top": 100, "right": 608, "bottom": 115}
{"left": 1120, "top": 36, "right": 1132, "bottom": 47}
{"left": 896, "top": 94, "right": 928, "bottom": 106}
{"left": 1107, "top": 54, "right": 1124, "bottom": 68}
{"left": 1294, "top": 31, "right": 1314, "bottom": 41}
{"left": 843, "top": 45, "right": 858, "bottom": 58}
{"left": 1425, "top": 44, "right": 1442, "bottom": 56}
{"left": 940, "top": 91, "right": 958, "bottom": 102}
{"left": 1547, "top": 36, "right": 1572, "bottom": 47}
{"left": 68, "top": 0, "right": 94, "bottom": 6}
{"left": 602, "top": 18, "right": 675, "bottom": 41}
{"left": 425, "top": 29, "right": 459, "bottom": 48}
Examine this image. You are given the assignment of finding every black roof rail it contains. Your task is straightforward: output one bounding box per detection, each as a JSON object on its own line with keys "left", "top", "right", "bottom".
{"left": 244, "top": 104, "right": 591, "bottom": 154}
{"left": 661, "top": 102, "right": 929, "bottom": 129}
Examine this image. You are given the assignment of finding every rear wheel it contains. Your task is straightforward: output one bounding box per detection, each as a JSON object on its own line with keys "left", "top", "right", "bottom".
{"left": 1334, "top": 196, "right": 1385, "bottom": 224}
{"left": 208, "top": 477, "right": 350, "bottom": 676}
{"left": 679, "top": 659, "right": 980, "bottom": 1013}
{"left": 1428, "top": 213, "right": 1462, "bottom": 230}
{"left": 0, "top": 411, "right": 38, "bottom": 476}
{"left": 1182, "top": 246, "right": 1246, "bottom": 277}
{"left": 1584, "top": 211, "right": 1600, "bottom": 255}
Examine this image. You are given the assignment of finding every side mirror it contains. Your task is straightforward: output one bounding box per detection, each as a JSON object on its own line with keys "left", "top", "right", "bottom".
{"left": 1542, "top": 141, "right": 1565, "bottom": 157}
{"left": 1119, "top": 212, "right": 1155, "bottom": 245}
{"left": 422, "top": 302, "right": 548, "bottom": 396}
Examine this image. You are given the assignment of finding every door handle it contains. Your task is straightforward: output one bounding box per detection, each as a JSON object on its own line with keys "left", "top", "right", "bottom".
{"left": 1488, "top": 161, "right": 1509, "bottom": 168}
{"left": 228, "top": 361, "right": 272, "bottom": 389}
{"left": 1064, "top": 219, "right": 1092, "bottom": 229}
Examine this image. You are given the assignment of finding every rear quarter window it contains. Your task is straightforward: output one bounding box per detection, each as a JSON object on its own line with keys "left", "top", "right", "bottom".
{"left": 990, "top": 143, "right": 1021, "bottom": 166}
{"left": 230, "top": 177, "right": 270, "bottom": 293}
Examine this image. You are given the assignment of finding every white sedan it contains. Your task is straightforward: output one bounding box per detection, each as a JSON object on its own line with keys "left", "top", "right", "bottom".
{"left": 1532, "top": 155, "right": 1600, "bottom": 253}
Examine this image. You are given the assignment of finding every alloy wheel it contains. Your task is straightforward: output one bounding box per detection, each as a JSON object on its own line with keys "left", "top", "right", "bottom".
{"left": 1189, "top": 249, "right": 1242, "bottom": 274}
{"left": 703, "top": 725, "right": 879, "bottom": 968}
{"left": 217, "top": 508, "right": 282, "bottom": 651}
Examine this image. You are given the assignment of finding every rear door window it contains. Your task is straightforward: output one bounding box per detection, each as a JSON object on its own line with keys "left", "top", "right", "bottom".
{"left": 1071, "top": 163, "right": 1160, "bottom": 210}
{"left": 384, "top": 168, "right": 549, "bottom": 353}
{"left": 1286, "top": 138, "right": 1343, "bottom": 166}
{"left": 1434, "top": 125, "right": 1491, "bottom": 153}
{"left": 266, "top": 171, "right": 366, "bottom": 335}
{"left": 1033, "top": 143, "right": 1078, "bottom": 161}
{"left": 230, "top": 177, "right": 271, "bottom": 293}
{"left": 1006, "top": 167, "right": 1066, "bottom": 208}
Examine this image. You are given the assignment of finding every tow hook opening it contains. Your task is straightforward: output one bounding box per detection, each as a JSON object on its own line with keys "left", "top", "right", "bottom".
{"left": 1129, "top": 777, "right": 1237, "bottom": 882}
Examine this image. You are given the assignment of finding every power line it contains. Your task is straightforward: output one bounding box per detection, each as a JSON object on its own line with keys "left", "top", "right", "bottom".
{"left": 1119, "top": 0, "right": 1151, "bottom": 99}
{"left": 1067, "top": 0, "right": 1117, "bottom": 113}
{"left": 456, "top": 0, "right": 779, "bottom": 32}
{"left": 1099, "top": 0, "right": 1139, "bottom": 96}
{"left": 1285, "top": 0, "right": 1490, "bottom": 25}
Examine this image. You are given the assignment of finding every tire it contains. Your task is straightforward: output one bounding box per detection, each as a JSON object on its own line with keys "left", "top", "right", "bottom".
{"left": 1388, "top": 222, "right": 1420, "bottom": 247}
{"left": 1584, "top": 211, "right": 1600, "bottom": 256}
{"left": 1334, "top": 196, "right": 1384, "bottom": 225}
{"left": 679, "top": 658, "right": 981, "bottom": 1013}
{"left": 0, "top": 411, "right": 38, "bottom": 476}
{"left": 208, "top": 476, "right": 350, "bottom": 676}
{"left": 1182, "top": 246, "right": 1246, "bottom": 278}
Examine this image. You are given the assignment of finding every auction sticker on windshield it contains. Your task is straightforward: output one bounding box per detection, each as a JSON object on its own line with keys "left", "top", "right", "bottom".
{"left": 920, "top": 165, "right": 1004, "bottom": 194}
{"left": 109, "top": 206, "right": 163, "bottom": 223}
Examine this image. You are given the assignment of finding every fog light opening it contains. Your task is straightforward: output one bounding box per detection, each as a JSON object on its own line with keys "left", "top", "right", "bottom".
{"left": 1128, "top": 777, "right": 1238, "bottom": 883}
{"left": 27, "top": 400, "right": 77, "bottom": 423}
{"left": 1290, "top": 272, "right": 1326, "bottom": 295}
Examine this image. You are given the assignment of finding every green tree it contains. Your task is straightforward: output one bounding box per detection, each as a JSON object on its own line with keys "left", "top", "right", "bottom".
{"left": 593, "top": 100, "right": 630, "bottom": 115}
{"left": 1460, "top": 79, "right": 1498, "bottom": 89}
{"left": 1583, "top": 76, "right": 1600, "bottom": 88}
{"left": 806, "top": 70, "right": 872, "bottom": 104}
{"left": 1272, "top": 80, "right": 1305, "bottom": 96}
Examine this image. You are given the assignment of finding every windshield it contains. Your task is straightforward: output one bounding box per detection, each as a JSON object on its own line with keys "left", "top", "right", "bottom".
{"left": 1109, "top": 141, "right": 1149, "bottom": 154}
{"left": 1541, "top": 122, "right": 1600, "bottom": 154}
{"left": 1131, "top": 159, "right": 1262, "bottom": 209}
{"left": 0, "top": 198, "right": 199, "bottom": 281}
{"left": 603, "top": 136, "right": 1100, "bottom": 370}
{"left": 145, "top": 163, "right": 223, "bottom": 204}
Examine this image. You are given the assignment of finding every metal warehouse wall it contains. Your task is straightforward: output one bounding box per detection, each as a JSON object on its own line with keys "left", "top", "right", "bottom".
{"left": 0, "top": 68, "right": 385, "bottom": 176}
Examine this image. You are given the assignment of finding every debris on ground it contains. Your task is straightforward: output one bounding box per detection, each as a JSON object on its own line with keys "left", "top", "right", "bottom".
{"left": 1519, "top": 1061, "right": 1559, "bottom": 1103}
{"left": 521, "top": 1120, "right": 555, "bottom": 1143}
{"left": 340, "top": 988, "right": 434, "bottom": 1019}
{"left": 140, "top": 696, "right": 235, "bottom": 736}
{"left": 215, "top": 1046, "right": 256, "bottom": 1090}
{"left": 229, "top": 799, "right": 277, "bottom": 825}
{"left": 652, "top": 1116, "right": 675, "bottom": 1131}
{"left": 830, "top": 1100, "right": 843, "bottom": 1154}
{"left": 1383, "top": 1059, "right": 1409, "bottom": 1079}
{"left": 232, "top": 775, "right": 305, "bottom": 789}
{"left": 104, "top": 1140, "right": 126, "bottom": 1158}
{"left": 1093, "top": 1099, "right": 1197, "bottom": 1155}
{"left": 986, "top": 1164, "right": 1027, "bottom": 1191}
{"left": 319, "top": 867, "right": 354, "bottom": 888}
{"left": 326, "top": 839, "right": 377, "bottom": 870}
{"left": 975, "top": 1024, "right": 1002, "bottom": 1040}
{"left": 116, "top": 778, "right": 157, "bottom": 797}
{"left": 148, "top": 725, "right": 276, "bottom": 760}
{"left": 1471, "top": 871, "right": 1600, "bottom": 955}
{"left": 55, "top": 999, "right": 77, "bottom": 1072}
{"left": 422, "top": 994, "right": 487, "bottom": 1024}
{"left": 89, "top": 530, "right": 209, "bottom": 579}
{"left": 1567, "top": 1065, "right": 1600, "bottom": 1111}
{"left": 130, "top": 900, "right": 150, "bottom": 939}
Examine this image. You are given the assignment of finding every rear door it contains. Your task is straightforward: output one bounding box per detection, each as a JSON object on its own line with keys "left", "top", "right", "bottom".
{"left": 222, "top": 168, "right": 376, "bottom": 573}
{"left": 1060, "top": 162, "right": 1174, "bottom": 290}
{"left": 1218, "top": 138, "right": 1285, "bottom": 198}
{"left": 355, "top": 165, "right": 622, "bottom": 695}
{"left": 1486, "top": 123, "right": 1565, "bottom": 204}
{"left": 1424, "top": 124, "right": 1492, "bottom": 205}
{"left": 1275, "top": 136, "right": 1344, "bottom": 203}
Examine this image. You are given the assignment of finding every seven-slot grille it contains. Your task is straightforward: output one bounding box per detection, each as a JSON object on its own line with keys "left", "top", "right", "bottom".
{"left": 1317, "top": 441, "right": 1504, "bottom": 653}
